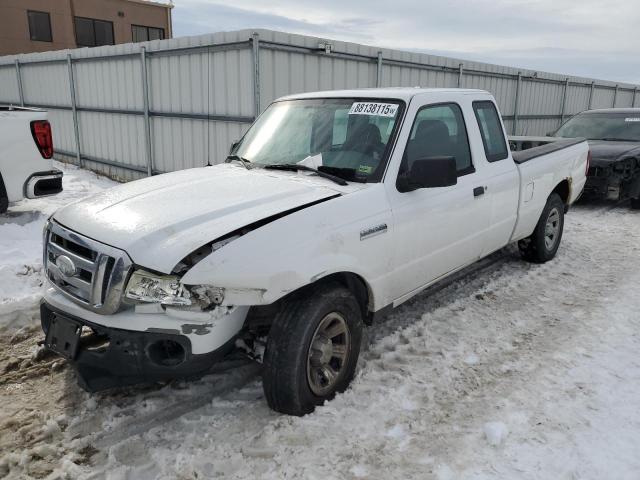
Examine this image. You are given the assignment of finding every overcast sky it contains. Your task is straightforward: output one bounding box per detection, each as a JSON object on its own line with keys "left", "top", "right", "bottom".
{"left": 171, "top": 0, "right": 640, "bottom": 85}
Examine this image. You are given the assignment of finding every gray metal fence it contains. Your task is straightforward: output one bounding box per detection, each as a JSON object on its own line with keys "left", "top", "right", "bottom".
{"left": 1, "top": 29, "right": 638, "bottom": 181}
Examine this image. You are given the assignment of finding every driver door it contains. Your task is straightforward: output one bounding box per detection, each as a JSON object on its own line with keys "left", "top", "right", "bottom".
{"left": 385, "top": 97, "right": 492, "bottom": 304}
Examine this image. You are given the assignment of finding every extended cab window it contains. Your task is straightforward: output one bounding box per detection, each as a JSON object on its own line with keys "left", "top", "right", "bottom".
{"left": 473, "top": 101, "right": 508, "bottom": 162}
{"left": 402, "top": 103, "right": 474, "bottom": 176}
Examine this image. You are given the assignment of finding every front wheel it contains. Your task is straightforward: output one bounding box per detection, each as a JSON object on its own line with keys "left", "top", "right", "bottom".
{"left": 262, "top": 283, "right": 363, "bottom": 416}
{"left": 519, "top": 193, "right": 565, "bottom": 263}
{"left": 631, "top": 197, "right": 640, "bottom": 210}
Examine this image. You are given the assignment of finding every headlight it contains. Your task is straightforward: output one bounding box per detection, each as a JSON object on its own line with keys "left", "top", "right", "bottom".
{"left": 125, "top": 270, "right": 191, "bottom": 306}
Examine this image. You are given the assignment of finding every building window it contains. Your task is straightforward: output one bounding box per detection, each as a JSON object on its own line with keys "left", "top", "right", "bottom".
{"left": 74, "top": 17, "right": 114, "bottom": 47}
{"left": 28, "top": 11, "right": 52, "bottom": 42}
{"left": 132, "top": 25, "right": 165, "bottom": 42}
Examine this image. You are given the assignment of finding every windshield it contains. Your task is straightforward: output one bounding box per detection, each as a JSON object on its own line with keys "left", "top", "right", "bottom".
{"left": 232, "top": 98, "right": 404, "bottom": 182}
{"left": 556, "top": 112, "right": 640, "bottom": 141}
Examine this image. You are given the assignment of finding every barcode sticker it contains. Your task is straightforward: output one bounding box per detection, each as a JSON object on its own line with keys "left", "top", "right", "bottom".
{"left": 349, "top": 102, "right": 398, "bottom": 117}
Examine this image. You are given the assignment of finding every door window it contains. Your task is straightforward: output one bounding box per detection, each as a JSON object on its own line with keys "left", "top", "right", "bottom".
{"left": 473, "top": 101, "right": 508, "bottom": 162}
{"left": 402, "top": 103, "right": 474, "bottom": 176}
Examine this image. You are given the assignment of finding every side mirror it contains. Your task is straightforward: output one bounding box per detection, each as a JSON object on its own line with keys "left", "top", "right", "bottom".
{"left": 397, "top": 156, "right": 457, "bottom": 193}
{"left": 229, "top": 140, "right": 240, "bottom": 155}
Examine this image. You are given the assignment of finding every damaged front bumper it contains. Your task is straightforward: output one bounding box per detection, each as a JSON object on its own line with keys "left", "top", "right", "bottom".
{"left": 40, "top": 289, "right": 249, "bottom": 392}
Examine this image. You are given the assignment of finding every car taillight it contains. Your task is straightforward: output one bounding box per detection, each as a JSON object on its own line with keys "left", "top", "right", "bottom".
{"left": 30, "top": 120, "right": 53, "bottom": 159}
{"left": 586, "top": 150, "right": 592, "bottom": 176}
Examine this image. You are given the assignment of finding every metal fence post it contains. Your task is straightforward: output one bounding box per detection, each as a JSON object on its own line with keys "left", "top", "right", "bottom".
{"left": 612, "top": 84, "right": 618, "bottom": 107}
{"left": 67, "top": 54, "right": 82, "bottom": 167}
{"left": 559, "top": 77, "right": 569, "bottom": 125}
{"left": 14, "top": 59, "right": 24, "bottom": 106}
{"left": 588, "top": 82, "right": 595, "bottom": 109}
{"left": 633, "top": 87, "right": 638, "bottom": 108}
{"left": 376, "top": 51, "right": 383, "bottom": 87}
{"left": 252, "top": 32, "right": 261, "bottom": 117}
{"left": 140, "top": 46, "right": 153, "bottom": 177}
{"left": 512, "top": 72, "right": 521, "bottom": 135}
{"left": 457, "top": 63, "right": 464, "bottom": 88}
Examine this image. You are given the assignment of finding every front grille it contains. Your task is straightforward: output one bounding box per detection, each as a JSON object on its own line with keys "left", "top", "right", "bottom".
{"left": 44, "top": 221, "right": 132, "bottom": 314}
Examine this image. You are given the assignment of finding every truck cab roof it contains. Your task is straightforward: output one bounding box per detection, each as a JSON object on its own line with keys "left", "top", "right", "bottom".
{"left": 278, "top": 87, "right": 491, "bottom": 103}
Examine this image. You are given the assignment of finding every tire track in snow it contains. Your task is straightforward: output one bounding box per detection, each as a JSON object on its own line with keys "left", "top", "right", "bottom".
{"left": 89, "top": 362, "right": 260, "bottom": 449}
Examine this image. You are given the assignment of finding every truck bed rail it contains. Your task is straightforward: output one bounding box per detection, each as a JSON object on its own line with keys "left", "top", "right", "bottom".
{"left": 511, "top": 137, "right": 586, "bottom": 164}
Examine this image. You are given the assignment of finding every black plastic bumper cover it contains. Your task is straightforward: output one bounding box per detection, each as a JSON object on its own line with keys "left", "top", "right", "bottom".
{"left": 24, "top": 169, "right": 63, "bottom": 198}
{"left": 40, "top": 301, "right": 232, "bottom": 392}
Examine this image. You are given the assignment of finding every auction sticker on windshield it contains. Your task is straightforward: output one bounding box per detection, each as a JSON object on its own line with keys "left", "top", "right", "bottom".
{"left": 349, "top": 102, "right": 398, "bottom": 117}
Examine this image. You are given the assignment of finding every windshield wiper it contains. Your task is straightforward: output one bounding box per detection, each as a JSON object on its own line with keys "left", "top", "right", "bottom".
{"left": 262, "top": 164, "right": 348, "bottom": 186}
{"left": 225, "top": 154, "right": 253, "bottom": 170}
{"left": 318, "top": 165, "right": 367, "bottom": 183}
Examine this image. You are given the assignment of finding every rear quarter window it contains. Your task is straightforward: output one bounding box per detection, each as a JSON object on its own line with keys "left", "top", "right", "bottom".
{"left": 473, "top": 101, "right": 509, "bottom": 162}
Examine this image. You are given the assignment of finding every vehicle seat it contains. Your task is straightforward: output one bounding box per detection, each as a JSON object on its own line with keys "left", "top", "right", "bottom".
{"left": 344, "top": 123, "right": 384, "bottom": 155}
{"left": 406, "top": 119, "right": 452, "bottom": 167}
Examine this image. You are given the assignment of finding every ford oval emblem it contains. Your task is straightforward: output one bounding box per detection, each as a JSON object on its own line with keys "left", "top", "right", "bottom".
{"left": 55, "top": 255, "right": 77, "bottom": 278}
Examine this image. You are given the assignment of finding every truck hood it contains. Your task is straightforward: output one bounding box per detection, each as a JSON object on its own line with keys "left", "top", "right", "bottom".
{"left": 588, "top": 140, "right": 640, "bottom": 166}
{"left": 53, "top": 163, "right": 349, "bottom": 273}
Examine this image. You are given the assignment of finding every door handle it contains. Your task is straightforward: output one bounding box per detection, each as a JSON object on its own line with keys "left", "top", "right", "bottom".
{"left": 473, "top": 186, "right": 486, "bottom": 197}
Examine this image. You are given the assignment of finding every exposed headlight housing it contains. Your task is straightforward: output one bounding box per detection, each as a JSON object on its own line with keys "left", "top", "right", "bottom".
{"left": 125, "top": 270, "right": 191, "bottom": 306}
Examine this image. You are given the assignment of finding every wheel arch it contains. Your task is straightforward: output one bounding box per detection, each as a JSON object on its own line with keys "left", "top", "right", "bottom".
{"left": 551, "top": 178, "right": 571, "bottom": 211}
{"left": 307, "top": 271, "right": 374, "bottom": 325}
{"left": 243, "top": 270, "right": 377, "bottom": 333}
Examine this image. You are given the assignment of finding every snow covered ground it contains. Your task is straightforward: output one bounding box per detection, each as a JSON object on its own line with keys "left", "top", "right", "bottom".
{"left": 0, "top": 161, "right": 116, "bottom": 329}
{"left": 1, "top": 165, "right": 639, "bottom": 479}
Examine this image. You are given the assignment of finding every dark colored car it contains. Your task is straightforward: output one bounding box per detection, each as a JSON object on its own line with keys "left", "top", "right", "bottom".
{"left": 554, "top": 108, "right": 640, "bottom": 209}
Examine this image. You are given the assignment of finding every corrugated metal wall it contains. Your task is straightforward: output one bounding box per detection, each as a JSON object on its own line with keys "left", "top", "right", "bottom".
{"left": 0, "top": 28, "right": 638, "bottom": 180}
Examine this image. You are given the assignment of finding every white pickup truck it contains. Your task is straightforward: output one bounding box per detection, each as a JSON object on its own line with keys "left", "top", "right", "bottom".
{"left": 0, "top": 106, "right": 63, "bottom": 213}
{"left": 41, "top": 88, "right": 588, "bottom": 415}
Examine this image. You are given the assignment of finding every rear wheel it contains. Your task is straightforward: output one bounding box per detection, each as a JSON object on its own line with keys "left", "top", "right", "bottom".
{"left": 631, "top": 197, "right": 640, "bottom": 210}
{"left": 0, "top": 174, "right": 7, "bottom": 214}
{"left": 519, "top": 193, "right": 565, "bottom": 263}
{"left": 262, "top": 283, "right": 363, "bottom": 416}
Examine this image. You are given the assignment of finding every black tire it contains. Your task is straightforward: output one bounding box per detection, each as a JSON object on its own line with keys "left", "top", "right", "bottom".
{"left": 262, "top": 283, "right": 363, "bottom": 416}
{"left": 518, "top": 193, "right": 565, "bottom": 263}
{"left": 0, "top": 173, "right": 8, "bottom": 214}
{"left": 631, "top": 197, "right": 640, "bottom": 210}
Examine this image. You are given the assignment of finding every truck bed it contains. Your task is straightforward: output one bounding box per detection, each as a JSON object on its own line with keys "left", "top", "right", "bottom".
{"left": 509, "top": 137, "right": 589, "bottom": 242}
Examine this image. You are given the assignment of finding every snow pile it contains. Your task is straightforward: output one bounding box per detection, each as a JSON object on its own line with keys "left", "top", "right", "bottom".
{"left": 0, "top": 161, "right": 116, "bottom": 329}
{"left": 0, "top": 219, "right": 45, "bottom": 323}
